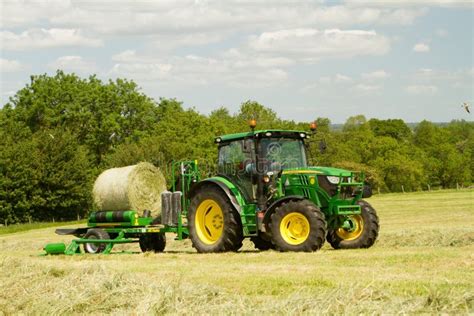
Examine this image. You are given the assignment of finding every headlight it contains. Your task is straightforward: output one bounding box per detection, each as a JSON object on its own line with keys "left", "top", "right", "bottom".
{"left": 327, "top": 176, "right": 340, "bottom": 184}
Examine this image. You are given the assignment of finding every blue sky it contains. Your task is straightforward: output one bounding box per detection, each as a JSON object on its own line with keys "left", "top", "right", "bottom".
{"left": 0, "top": 0, "right": 472, "bottom": 123}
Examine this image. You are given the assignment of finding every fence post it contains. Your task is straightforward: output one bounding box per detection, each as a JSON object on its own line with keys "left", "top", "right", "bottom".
{"left": 456, "top": 183, "right": 459, "bottom": 190}
{"left": 428, "top": 184, "right": 431, "bottom": 192}
{"left": 4, "top": 219, "right": 7, "bottom": 227}
{"left": 377, "top": 188, "right": 381, "bottom": 195}
{"left": 402, "top": 185, "right": 405, "bottom": 193}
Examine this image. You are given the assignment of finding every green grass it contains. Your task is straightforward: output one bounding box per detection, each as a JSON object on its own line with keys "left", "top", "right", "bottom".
{"left": 0, "top": 189, "right": 473, "bottom": 314}
{"left": 0, "top": 220, "right": 85, "bottom": 236}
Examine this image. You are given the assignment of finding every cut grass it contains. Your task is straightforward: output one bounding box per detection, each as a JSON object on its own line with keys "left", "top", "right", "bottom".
{"left": 0, "top": 220, "right": 85, "bottom": 236}
{"left": 0, "top": 189, "right": 473, "bottom": 314}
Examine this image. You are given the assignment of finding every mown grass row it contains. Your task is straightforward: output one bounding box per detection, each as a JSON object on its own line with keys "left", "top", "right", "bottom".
{"left": 0, "top": 189, "right": 472, "bottom": 314}
{"left": 0, "top": 220, "right": 85, "bottom": 236}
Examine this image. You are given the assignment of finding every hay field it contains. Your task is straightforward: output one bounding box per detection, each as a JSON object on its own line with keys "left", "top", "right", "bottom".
{"left": 0, "top": 190, "right": 473, "bottom": 314}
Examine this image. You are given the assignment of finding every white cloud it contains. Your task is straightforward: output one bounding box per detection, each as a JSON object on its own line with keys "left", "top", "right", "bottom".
{"left": 1, "top": 1, "right": 429, "bottom": 38}
{"left": 248, "top": 29, "right": 390, "bottom": 61}
{"left": 354, "top": 83, "right": 381, "bottom": 92}
{"left": 300, "top": 74, "right": 353, "bottom": 92}
{"left": 320, "top": 74, "right": 353, "bottom": 84}
{"left": 48, "top": 56, "right": 97, "bottom": 74}
{"left": 0, "top": 0, "right": 70, "bottom": 28}
{"left": 112, "top": 50, "right": 140, "bottom": 62}
{"left": 362, "top": 70, "right": 391, "bottom": 80}
{"left": 413, "top": 42, "right": 430, "bottom": 52}
{"left": 110, "top": 63, "right": 172, "bottom": 80}
{"left": 0, "top": 28, "right": 102, "bottom": 51}
{"left": 411, "top": 68, "right": 473, "bottom": 90}
{"left": 109, "top": 50, "right": 289, "bottom": 87}
{"left": 0, "top": 58, "right": 24, "bottom": 72}
{"left": 47, "top": 3, "right": 428, "bottom": 35}
{"left": 222, "top": 49, "right": 294, "bottom": 68}
{"left": 335, "top": 74, "right": 353, "bottom": 83}
{"left": 151, "top": 33, "right": 224, "bottom": 50}
{"left": 406, "top": 85, "right": 438, "bottom": 94}
{"left": 345, "top": 0, "right": 473, "bottom": 8}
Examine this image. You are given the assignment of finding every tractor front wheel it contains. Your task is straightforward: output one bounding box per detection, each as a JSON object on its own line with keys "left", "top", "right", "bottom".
{"left": 188, "top": 186, "right": 243, "bottom": 253}
{"left": 327, "top": 200, "right": 379, "bottom": 249}
{"left": 83, "top": 228, "right": 110, "bottom": 254}
{"left": 270, "top": 200, "right": 327, "bottom": 252}
{"left": 139, "top": 233, "right": 166, "bottom": 253}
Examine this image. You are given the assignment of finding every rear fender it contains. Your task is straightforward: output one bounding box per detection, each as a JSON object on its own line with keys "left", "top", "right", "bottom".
{"left": 189, "top": 177, "right": 246, "bottom": 213}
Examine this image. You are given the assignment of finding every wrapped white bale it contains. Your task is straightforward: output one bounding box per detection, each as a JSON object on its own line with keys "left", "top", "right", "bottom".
{"left": 93, "top": 162, "right": 167, "bottom": 217}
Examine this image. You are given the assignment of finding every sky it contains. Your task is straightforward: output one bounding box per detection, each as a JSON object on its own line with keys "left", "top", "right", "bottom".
{"left": 0, "top": 0, "right": 473, "bottom": 123}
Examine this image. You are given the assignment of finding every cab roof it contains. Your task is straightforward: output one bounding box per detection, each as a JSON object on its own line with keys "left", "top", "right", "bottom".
{"left": 215, "top": 129, "right": 307, "bottom": 143}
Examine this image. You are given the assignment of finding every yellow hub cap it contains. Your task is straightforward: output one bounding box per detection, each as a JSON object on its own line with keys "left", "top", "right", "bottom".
{"left": 280, "top": 212, "right": 310, "bottom": 245}
{"left": 336, "top": 215, "right": 364, "bottom": 241}
{"left": 195, "top": 199, "right": 224, "bottom": 245}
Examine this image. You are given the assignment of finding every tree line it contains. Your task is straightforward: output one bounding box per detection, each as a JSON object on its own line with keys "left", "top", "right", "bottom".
{"left": 0, "top": 71, "right": 472, "bottom": 224}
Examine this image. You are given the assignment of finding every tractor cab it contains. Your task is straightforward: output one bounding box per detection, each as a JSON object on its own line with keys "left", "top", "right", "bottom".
{"left": 215, "top": 130, "right": 309, "bottom": 202}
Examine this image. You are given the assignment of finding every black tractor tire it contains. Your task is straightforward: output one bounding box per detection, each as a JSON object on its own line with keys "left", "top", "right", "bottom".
{"left": 269, "top": 200, "right": 327, "bottom": 252}
{"left": 250, "top": 235, "right": 275, "bottom": 251}
{"left": 188, "top": 185, "right": 243, "bottom": 253}
{"left": 139, "top": 233, "right": 166, "bottom": 253}
{"left": 327, "top": 200, "right": 379, "bottom": 249}
{"left": 83, "top": 228, "right": 110, "bottom": 254}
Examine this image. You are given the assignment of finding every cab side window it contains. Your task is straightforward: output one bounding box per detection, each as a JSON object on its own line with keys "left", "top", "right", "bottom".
{"left": 218, "top": 141, "right": 245, "bottom": 174}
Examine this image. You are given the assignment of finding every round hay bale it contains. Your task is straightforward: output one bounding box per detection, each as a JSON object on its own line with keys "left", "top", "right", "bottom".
{"left": 93, "top": 162, "right": 167, "bottom": 217}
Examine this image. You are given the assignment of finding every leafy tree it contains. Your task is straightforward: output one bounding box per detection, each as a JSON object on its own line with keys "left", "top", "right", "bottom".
{"left": 4, "top": 71, "right": 158, "bottom": 164}
{"left": 237, "top": 100, "right": 280, "bottom": 129}
{"left": 368, "top": 118, "right": 412, "bottom": 141}
{"left": 343, "top": 115, "right": 367, "bottom": 132}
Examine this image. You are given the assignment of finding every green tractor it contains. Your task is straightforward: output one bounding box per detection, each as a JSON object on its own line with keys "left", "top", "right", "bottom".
{"left": 44, "top": 123, "right": 379, "bottom": 255}
{"left": 186, "top": 123, "right": 379, "bottom": 253}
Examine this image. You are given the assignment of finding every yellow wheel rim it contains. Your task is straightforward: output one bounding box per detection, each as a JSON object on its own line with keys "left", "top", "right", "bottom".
{"left": 195, "top": 199, "right": 224, "bottom": 245}
{"left": 280, "top": 212, "right": 310, "bottom": 245}
{"left": 336, "top": 215, "right": 364, "bottom": 241}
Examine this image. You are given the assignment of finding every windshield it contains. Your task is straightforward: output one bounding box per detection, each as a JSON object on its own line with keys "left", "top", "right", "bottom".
{"left": 258, "top": 138, "right": 307, "bottom": 171}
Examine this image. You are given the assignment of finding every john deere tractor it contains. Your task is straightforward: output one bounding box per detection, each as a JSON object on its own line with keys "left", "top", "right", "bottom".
{"left": 44, "top": 122, "right": 379, "bottom": 255}
{"left": 186, "top": 122, "right": 379, "bottom": 253}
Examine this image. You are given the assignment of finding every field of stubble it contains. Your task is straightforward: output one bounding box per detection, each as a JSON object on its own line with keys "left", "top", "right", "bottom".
{"left": 0, "top": 189, "right": 473, "bottom": 314}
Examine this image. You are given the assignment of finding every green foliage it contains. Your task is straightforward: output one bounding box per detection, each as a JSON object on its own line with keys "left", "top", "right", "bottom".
{"left": 0, "top": 128, "right": 92, "bottom": 223}
{"left": 1, "top": 71, "right": 473, "bottom": 223}
{"left": 369, "top": 118, "right": 412, "bottom": 141}
{"left": 4, "top": 71, "right": 157, "bottom": 164}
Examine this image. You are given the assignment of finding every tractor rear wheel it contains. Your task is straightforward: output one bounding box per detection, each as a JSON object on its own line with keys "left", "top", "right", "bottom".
{"left": 83, "top": 228, "right": 110, "bottom": 254}
{"left": 269, "top": 200, "right": 326, "bottom": 252}
{"left": 250, "top": 235, "right": 275, "bottom": 251}
{"left": 188, "top": 186, "right": 243, "bottom": 253}
{"left": 139, "top": 233, "right": 166, "bottom": 253}
{"left": 326, "top": 200, "right": 379, "bottom": 249}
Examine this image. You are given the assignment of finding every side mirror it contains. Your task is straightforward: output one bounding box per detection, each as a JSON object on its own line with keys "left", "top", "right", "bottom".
{"left": 319, "top": 140, "right": 327, "bottom": 153}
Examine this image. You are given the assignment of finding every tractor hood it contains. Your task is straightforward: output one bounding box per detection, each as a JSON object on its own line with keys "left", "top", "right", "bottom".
{"left": 282, "top": 166, "right": 353, "bottom": 177}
